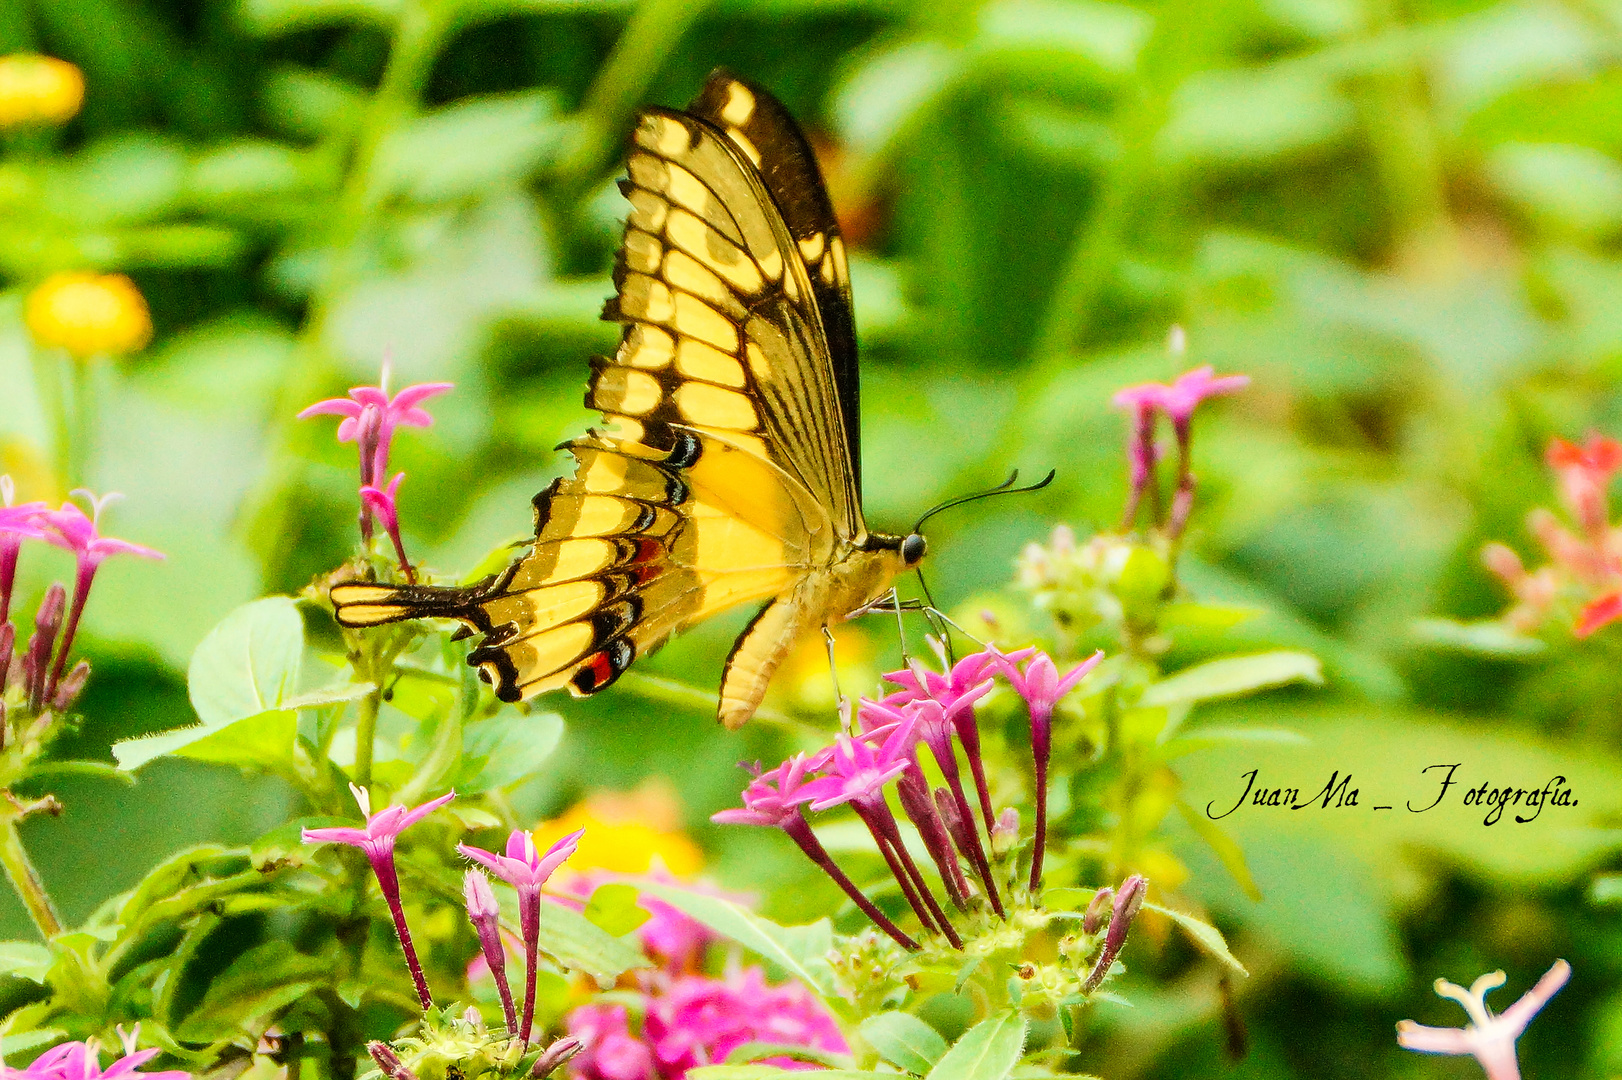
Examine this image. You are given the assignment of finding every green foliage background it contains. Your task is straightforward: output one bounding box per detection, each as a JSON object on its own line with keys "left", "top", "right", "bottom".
{"left": 2, "top": 0, "right": 1621, "bottom": 1075}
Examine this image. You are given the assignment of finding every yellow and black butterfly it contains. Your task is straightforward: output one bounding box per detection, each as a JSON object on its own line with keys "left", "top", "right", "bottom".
{"left": 330, "top": 71, "right": 928, "bottom": 728}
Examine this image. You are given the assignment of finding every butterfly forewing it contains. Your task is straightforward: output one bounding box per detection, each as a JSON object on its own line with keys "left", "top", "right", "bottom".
{"left": 331, "top": 71, "right": 901, "bottom": 724}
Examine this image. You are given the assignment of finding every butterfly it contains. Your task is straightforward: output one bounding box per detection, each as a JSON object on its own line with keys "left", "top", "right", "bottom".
{"left": 329, "top": 70, "right": 927, "bottom": 728}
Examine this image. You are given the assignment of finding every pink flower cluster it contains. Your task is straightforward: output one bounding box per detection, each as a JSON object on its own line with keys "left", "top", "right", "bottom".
{"left": 5, "top": 1029, "right": 188, "bottom": 1080}
{"left": 1482, "top": 434, "right": 1622, "bottom": 638}
{"left": 1110, "top": 360, "right": 1249, "bottom": 538}
{"left": 299, "top": 362, "right": 452, "bottom": 583}
{"left": 0, "top": 479, "right": 162, "bottom": 719}
{"left": 712, "top": 643, "right": 1102, "bottom": 950}
{"left": 568, "top": 968, "right": 846, "bottom": 1080}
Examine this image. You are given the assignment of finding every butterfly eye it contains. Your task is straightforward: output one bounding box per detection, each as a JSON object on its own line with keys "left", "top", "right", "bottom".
{"left": 901, "top": 533, "right": 927, "bottom": 566}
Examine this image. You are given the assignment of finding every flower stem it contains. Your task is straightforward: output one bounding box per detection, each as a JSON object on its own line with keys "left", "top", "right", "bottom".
{"left": 1030, "top": 754, "right": 1049, "bottom": 894}
{"left": 372, "top": 856, "right": 432, "bottom": 1009}
{"left": 519, "top": 892, "right": 541, "bottom": 1044}
{"left": 0, "top": 814, "right": 62, "bottom": 938}
{"left": 783, "top": 816, "right": 918, "bottom": 951}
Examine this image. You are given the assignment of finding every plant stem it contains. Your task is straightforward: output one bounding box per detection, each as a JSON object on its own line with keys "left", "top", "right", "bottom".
{"left": 354, "top": 684, "right": 381, "bottom": 792}
{"left": 0, "top": 815, "right": 62, "bottom": 938}
{"left": 549, "top": 0, "right": 712, "bottom": 202}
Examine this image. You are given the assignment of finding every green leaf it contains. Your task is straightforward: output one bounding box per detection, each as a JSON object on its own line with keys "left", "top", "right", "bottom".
{"left": 282, "top": 682, "right": 376, "bottom": 709}
{"left": 116, "top": 598, "right": 336, "bottom": 770}
{"left": 925, "top": 1011, "right": 1026, "bottom": 1080}
{"left": 1144, "top": 902, "right": 1248, "bottom": 976}
{"left": 372, "top": 92, "right": 564, "bottom": 203}
{"left": 1158, "top": 601, "right": 1262, "bottom": 632}
{"left": 1159, "top": 69, "right": 1355, "bottom": 166}
{"left": 115, "top": 710, "right": 297, "bottom": 773}
{"left": 1175, "top": 799, "right": 1262, "bottom": 901}
{"left": 583, "top": 883, "right": 651, "bottom": 937}
{"left": 859, "top": 1011, "right": 948, "bottom": 1073}
{"left": 187, "top": 596, "right": 305, "bottom": 725}
{"left": 0, "top": 1028, "right": 66, "bottom": 1063}
{"left": 240, "top": 0, "right": 400, "bottom": 34}
{"left": 0, "top": 942, "right": 52, "bottom": 983}
{"left": 458, "top": 712, "right": 564, "bottom": 792}
{"left": 1410, "top": 618, "right": 1546, "bottom": 658}
{"left": 977, "top": 0, "right": 1152, "bottom": 76}
{"left": 1590, "top": 873, "right": 1622, "bottom": 906}
{"left": 174, "top": 941, "right": 330, "bottom": 1042}
{"left": 1139, "top": 651, "right": 1323, "bottom": 708}
{"left": 537, "top": 899, "right": 648, "bottom": 981}
{"left": 641, "top": 883, "right": 836, "bottom": 996}
{"left": 1489, "top": 142, "right": 1622, "bottom": 235}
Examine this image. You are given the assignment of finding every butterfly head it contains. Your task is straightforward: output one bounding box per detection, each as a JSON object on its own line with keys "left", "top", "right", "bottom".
{"left": 901, "top": 532, "right": 927, "bottom": 566}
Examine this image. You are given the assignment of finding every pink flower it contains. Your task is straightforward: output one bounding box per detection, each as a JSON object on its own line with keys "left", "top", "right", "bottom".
{"left": 360, "top": 472, "right": 414, "bottom": 582}
{"left": 711, "top": 756, "right": 919, "bottom": 951}
{"left": 1547, "top": 435, "right": 1622, "bottom": 536}
{"left": 643, "top": 968, "right": 847, "bottom": 1076}
{"left": 996, "top": 649, "right": 1104, "bottom": 890}
{"left": 9, "top": 1028, "right": 189, "bottom": 1080}
{"left": 299, "top": 366, "right": 453, "bottom": 488}
{"left": 797, "top": 723, "right": 915, "bottom": 815}
{"left": 711, "top": 755, "right": 821, "bottom": 829}
{"left": 0, "top": 476, "right": 46, "bottom": 628}
{"left": 34, "top": 491, "right": 162, "bottom": 704}
{"left": 1161, "top": 365, "right": 1250, "bottom": 424}
{"left": 304, "top": 784, "right": 455, "bottom": 1010}
{"left": 1111, "top": 382, "right": 1174, "bottom": 412}
{"left": 1397, "top": 959, "right": 1570, "bottom": 1080}
{"left": 567, "top": 1005, "right": 655, "bottom": 1080}
{"left": 459, "top": 828, "right": 583, "bottom": 1043}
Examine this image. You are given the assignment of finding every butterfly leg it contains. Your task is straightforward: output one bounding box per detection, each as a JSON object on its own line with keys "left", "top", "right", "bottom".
{"left": 821, "top": 625, "right": 848, "bottom": 728}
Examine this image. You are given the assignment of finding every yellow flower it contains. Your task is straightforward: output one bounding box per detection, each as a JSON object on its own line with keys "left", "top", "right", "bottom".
{"left": 533, "top": 781, "right": 703, "bottom": 878}
{"left": 25, "top": 273, "right": 153, "bottom": 358}
{"left": 0, "top": 54, "right": 84, "bottom": 128}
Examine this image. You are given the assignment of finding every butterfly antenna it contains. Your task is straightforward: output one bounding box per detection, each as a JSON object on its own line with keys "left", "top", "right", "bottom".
{"left": 913, "top": 469, "right": 1057, "bottom": 534}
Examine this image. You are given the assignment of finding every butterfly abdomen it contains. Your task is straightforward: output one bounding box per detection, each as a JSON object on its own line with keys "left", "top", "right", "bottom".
{"left": 329, "top": 581, "right": 491, "bottom": 629}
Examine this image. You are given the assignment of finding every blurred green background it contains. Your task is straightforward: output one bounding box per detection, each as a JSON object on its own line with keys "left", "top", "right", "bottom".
{"left": 3, "top": 0, "right": 1622, "bottom": 1074}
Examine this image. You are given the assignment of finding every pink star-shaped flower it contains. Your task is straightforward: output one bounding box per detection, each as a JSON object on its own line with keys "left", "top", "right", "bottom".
{"left": 1397, "top": 959, "right": 1570, "bottom": 1080}
{"left": 298, "top": 366, "right": 453, "bottom": 487}
{"left": 303, "top": 784, "right": 455, "bottom": 1010}
{"left": 32, "top": 491, "right": 162, "bottom": 703}
{"left": 1161, "top": 365, "right": 1250, "bottom": 424}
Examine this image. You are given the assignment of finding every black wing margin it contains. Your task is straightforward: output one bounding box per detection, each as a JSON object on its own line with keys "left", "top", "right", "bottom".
{"left": 685, "top": 70, "right": 862, "bottom": 500}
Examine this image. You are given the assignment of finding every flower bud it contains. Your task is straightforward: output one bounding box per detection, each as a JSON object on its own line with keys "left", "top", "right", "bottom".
{"left": 1084, "top": 873, "right": 1147, "bottom": 992}
{"left": 52, "top": 659, "right": 90, "bottom": 711}
{"left": 991, "top": 807, "right": 1020, "bottom": 856}
{"left": 0, "top": 54, "right": 84, "bottom": 128}
{"left": 25, "top": 584, "right": 65, "bottom": 712}
{"left": 1082, "top": 886, "right": 1114, "bottom": 935}
{"left": 367, "top": 1042, "right": 418, "bottom": 1080}
{"left": 530, "top": 1035, "right": 582, "bottom": 1077}
{"left": 0, "top": 621, "right": 14, "bottom": 690}
{"left": 25, "top": 273, "right": 153, "bottom": 358}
